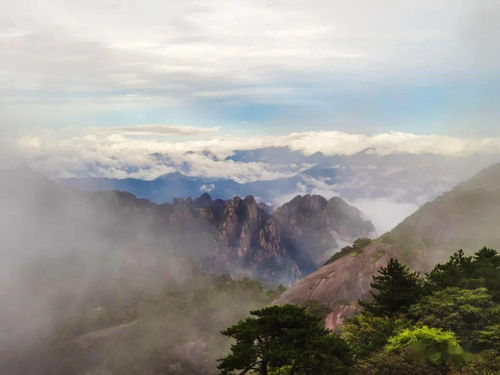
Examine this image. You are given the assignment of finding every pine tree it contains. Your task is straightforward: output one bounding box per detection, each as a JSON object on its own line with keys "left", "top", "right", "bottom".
{"left": 360, "top": 258, "right": 423, "bottom": 316}
{"left": 218, "top": 304, "right": 353, "bottom": 375}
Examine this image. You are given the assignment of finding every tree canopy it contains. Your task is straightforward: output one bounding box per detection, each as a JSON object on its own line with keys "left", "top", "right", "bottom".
{"left": 218, "top": 304, "right": 353, "bottom": 375}
{"left": 359, "top": 258, "right": 424, "bottom": 316}
{"left": 221, "top": 248, "right": 500, "bottom": 374}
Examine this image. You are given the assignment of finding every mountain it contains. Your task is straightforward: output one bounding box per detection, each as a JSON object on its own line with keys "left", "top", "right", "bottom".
{"left": 0, "top": 166, "right": 374, "bottom": 373}
{"left": 275, "top": 163, "right": 500, "bottom": 328}
{"left": 59, "top": 147, "right": 498, "bottom": 234}
{"left": 59, "top": 147, "right": 497, "bottom": 206}
{"left": 0, "top": 166, "right": 373, "bottom": 284}
{"left": 272, "top": 195, "right": 375, "bottom": 273}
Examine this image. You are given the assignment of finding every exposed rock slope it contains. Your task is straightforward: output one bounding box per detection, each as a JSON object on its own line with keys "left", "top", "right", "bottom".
{"left": 276, "top": 163, "right": 500, "bottom": 327}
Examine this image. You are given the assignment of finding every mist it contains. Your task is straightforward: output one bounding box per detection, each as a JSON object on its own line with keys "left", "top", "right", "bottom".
{"left": 0, "top": 166, "right": 282, "bottom": 374}
{"left": 348, "top": 197, "right": 419, "bottom": 235}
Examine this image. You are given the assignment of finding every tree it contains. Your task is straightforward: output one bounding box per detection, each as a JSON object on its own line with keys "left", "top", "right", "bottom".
{"left": 356, "top": 350, "right": 442, "bottom": 375}
{"left": 471, "top": 247, "right": 500, "bottom": 302}
{"left": 385, "top": 326, "right": 468, "bottom": 366}
{"left": 409, "top": 287, "right": 499, "bottom": 351}
{"left": 474, "top": 324, "right": 500, "bottom": 351}
{"left": 359, "top": 258, "right": 423, "bottom": 317}
{"left": 217, "top": 304, "right": 354, "bottom": 375}
{"left": 301, "top": 299, "right": 331, "bottom": 320}
{"left": 340, "top": 311, "right": 408, "bottom": 358}
{"left": 426, "top": 250, "right": 476, "bottom": 292}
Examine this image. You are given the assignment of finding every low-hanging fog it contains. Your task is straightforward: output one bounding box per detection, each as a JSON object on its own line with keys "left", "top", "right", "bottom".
{"left": 0, "top": 166, "right": 281, "bottom": 374}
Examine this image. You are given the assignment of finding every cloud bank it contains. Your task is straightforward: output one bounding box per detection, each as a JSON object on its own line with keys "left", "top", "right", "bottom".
{"left": 15, "top": 128, "right": 500, "bottom": 181}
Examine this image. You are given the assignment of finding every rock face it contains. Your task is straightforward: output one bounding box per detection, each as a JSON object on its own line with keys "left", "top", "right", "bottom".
{"left": 273, "top": 195, "right": 375, "bottom": 274}
{"left": 160, "top": 193, "right": 374, "bottom": 284}
{"left": 275, "top": 163, "right": 500, "bottom": 328}
{"left": 162, "top": 194, "right": 301, "bottom": 283}
{"left": 0, "top": 167, "right": 374, "bottom": 285}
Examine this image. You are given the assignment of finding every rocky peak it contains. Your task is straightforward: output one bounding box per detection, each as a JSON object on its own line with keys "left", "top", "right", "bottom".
{"left": 193, "top": 192, "right": 213, "bottom": 206}
{"left": 272, "top": 195, "right": 375, "bottom": 273}
{"left": 161, "top": 192, "right": 374, "bottom": 284}
{"left": 1, "top": 167, "right": 375, "bottom": 285}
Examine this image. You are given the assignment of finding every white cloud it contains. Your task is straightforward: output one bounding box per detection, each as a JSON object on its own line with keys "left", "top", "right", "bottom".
{"left": 200, "top": 184, "right": 215, "bottom": 193}
{"left": 0, "top": 0, "right": 498, "bottom": 114}
{"left": 15, "top": 128, "right": 500, "bottom": 182}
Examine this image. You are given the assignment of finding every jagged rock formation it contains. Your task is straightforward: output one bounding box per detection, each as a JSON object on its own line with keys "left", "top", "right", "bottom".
{"left": 273, "top": 195, "right": 375, "bottom": 274}
{"left": 275, "top": 163, "right": 500, "bottom": 328}
{"left": 0, "top": 167, "right": 374, "bottom": 284}
{"left": 160, "top": 193, "right": 374, "bottom": 283}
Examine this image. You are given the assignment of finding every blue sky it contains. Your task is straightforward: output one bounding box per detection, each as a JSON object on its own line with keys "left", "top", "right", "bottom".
{"left": 1, "top": 0, "right": 499, "bottom": 141}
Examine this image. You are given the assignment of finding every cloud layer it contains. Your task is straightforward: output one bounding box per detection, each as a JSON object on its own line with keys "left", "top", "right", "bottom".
{"left": 15, "top": 128, "right": 500, "bottom": 181}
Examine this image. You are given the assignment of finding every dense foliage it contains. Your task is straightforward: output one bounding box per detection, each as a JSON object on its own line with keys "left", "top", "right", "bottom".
{"left": 342, "top": 247, "right": 500, "bottom": 374}
{"left": 218, "top": 304, "right": 354, "bottom": 375}
{"left": 221, "top": 248, "right": 500, "bottom": 374}
{"left": 359, "top": 257, "right": 424, "bottom": 316}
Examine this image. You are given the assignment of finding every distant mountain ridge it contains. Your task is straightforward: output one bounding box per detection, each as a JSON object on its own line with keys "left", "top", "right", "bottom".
{"left": 59, "top": 146, "right": 496, "bottom": 207}
{"left": 275, "top": 162, "right": 500, "bottom": 327}
{"left": 1, "top": 166, "right": 374, "bottom": 284}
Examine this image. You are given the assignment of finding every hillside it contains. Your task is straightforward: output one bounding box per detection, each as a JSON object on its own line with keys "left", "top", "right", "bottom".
{"left": 276, "top": 163, "right": 500, "bottom": 328}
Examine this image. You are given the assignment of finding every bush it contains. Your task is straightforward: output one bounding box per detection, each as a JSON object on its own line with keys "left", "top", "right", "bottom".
{"left": 356, "top": 350, "right": 443, "bottom": 375}
{"left": 386, "top": 326, "right": 468, "bottom": 365}
{"left": 409, "top": 288, "right": 499, "bottom": 350}
{"left": 341, "top": 311, "right": 408, "bottom": 358}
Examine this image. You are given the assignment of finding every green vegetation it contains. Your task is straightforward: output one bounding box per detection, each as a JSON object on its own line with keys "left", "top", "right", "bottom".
{"left": 359, "top": 258, "right": 424, "bottom": 316}
{"left": 218, "top": 304, "right": 354, "bottom": 375}
{"left": 342, "top": 247, "right": 500, "bottom": 374}
{"left": 385, "top": 326, "right": 467, "bottom": 365}
{"left": 324, "top": 237, "right": 372, "bottom": 265}
{"left": 221, "top": 248, "right": 500, "bottom": 374}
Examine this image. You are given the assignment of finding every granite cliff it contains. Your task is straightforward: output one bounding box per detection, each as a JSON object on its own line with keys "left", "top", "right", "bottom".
{"left": 0, "top": 167, "right": 374, "bottom": 284}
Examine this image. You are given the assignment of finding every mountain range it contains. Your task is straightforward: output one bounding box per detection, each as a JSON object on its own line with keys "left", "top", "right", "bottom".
{"left": 0, "top": 166, "right": 373, "bottom": 285}
{"left": 4, "top": 162, "right": 500, "bottom": 373}
{"left": 275, "top": 162, "right": 500, "bottom": 328}
{"left": 0, "top": 165, "right": 375, "bottom": 373}
{"left": 59, "top": 147, "right": 498, "bottom": 233}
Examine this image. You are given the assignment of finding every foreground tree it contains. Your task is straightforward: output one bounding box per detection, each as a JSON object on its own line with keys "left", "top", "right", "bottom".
{"left": 341, "top": 311, "right": 408, "bottom": 358}
{"left": 218, "top": 304, "right": 354, "bottom": 375}
{"left": 426, "top": 248, "right": 500, "bottom": 302}
{"left": 359, "top": 258, "right": 423, "bottom": 317}
{"left": 385, "top": 326, "right": 468, "bottom": 365}
{"left": 409, "top": 287, "right": 499, "bottom": 351}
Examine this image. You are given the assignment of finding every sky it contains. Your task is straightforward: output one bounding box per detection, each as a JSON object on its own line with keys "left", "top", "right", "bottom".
{"left": 1, "top": 0, "right": 499, "bottom": 142}
{"left": 1, "top": 0, "right": 500, "bottom": 236}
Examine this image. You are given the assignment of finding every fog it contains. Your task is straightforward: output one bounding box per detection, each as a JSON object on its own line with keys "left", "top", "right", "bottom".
{"left": 0, "top": 166, "right": 278, "bottom": 374}
{"left": 349, "top": 197, "right": 419, "bottom": 234}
